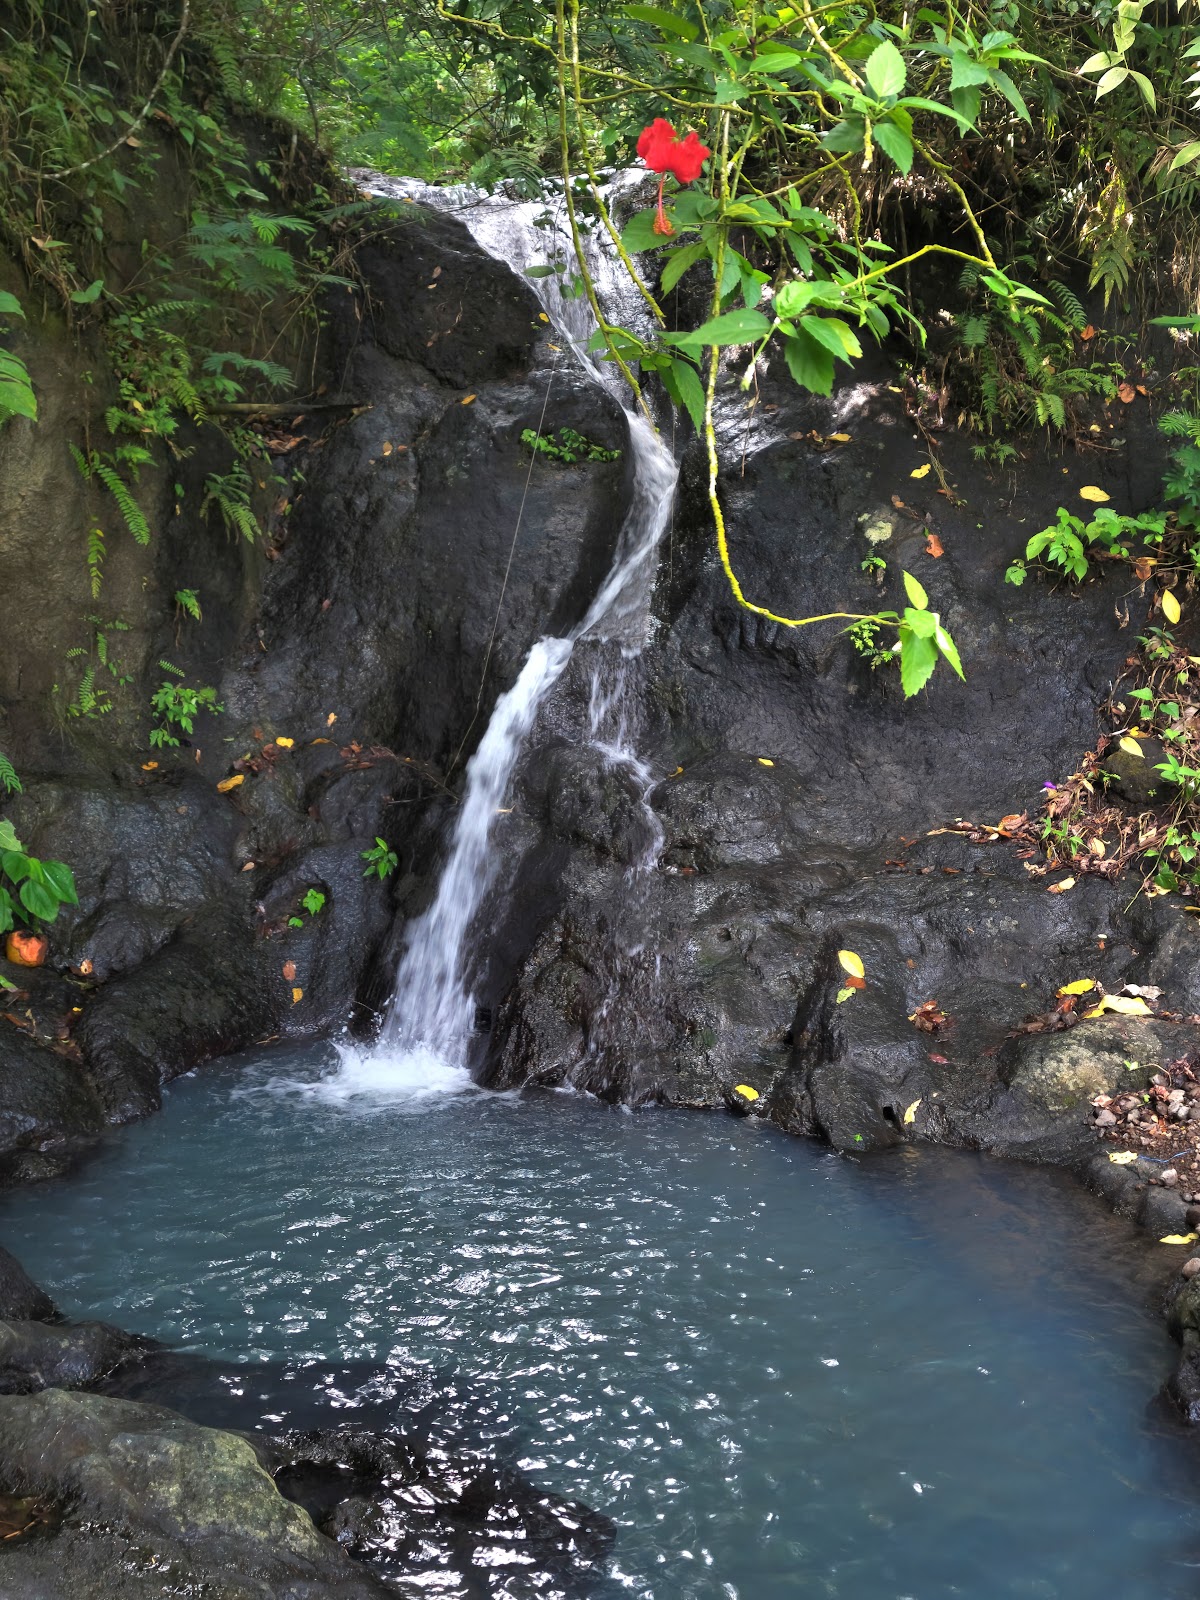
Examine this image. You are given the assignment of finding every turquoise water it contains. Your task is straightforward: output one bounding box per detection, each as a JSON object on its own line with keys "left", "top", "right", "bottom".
{"left": 4, "top": 1041, "right": 1200, "bottom": 1598}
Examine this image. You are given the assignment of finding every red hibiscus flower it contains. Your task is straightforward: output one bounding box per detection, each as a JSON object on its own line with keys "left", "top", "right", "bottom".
{"left": 636, "top": 117, "right": 711, "bottom": 236}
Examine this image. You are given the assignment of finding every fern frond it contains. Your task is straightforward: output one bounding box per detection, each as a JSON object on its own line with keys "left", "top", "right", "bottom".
{"left": 158, "top": 658, "right": 185, "bottom": 677}
{"left": 93, "top": 462, "right": 151, "bottom": 544}
{"left": 1048, "top": 280, "right": 1087, "bottom": 331}
{"left": 0, "top": 751, "right": 21, "bottom": 795}
{"left": 87, "top": 527, "right": 104, "bottom": 599}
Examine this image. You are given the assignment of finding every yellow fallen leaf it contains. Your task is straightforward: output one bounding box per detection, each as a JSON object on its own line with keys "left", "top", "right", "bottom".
{"left": 827, "top": 432, "right": 851, "bottom": 443}
{"left": 275, "top": 736, "right": 294, "bottom": 749}
{"left": 838, "top": 950, "right": 865, "bottom": 979}
{"left": 461, "top": 393, "right": 477, "bottom": 404}
{"left": 326, "top": 713, "right": 337, "bottom": 726}
{"left": 1117, "top": 736, "right": 1143, "bottom": 758}
{"left": 1162, "top": 589, "right": 1182, "bottom": 625}
{"left": 910, "top": 463, "right": 932, "bottom": 479}
{"left": 1108, "top": 1150, "right": 1138, "bottom": 1165}
{"left": 1082, "top": 993, "right": 1153, "bottom": 1017}
{"left": 757, "top": 757, "right": 775, "bottom": 767}
{"left": 733, "top": 1083, "right": 760, "bottom": 1101}
{"left": 1057, "top": 978, "right": 1096, "bottom": 995}
{"left": 835, "top": 986, "right": 856, "bottom": 1004}
{"left": 1079, "top": 485, "right": 1110, "bottom": 503}
{"left": 141, "top": 761, "right": 158, "bottom": 771}
{"left": 291, "top": 987, "right": 303, "bottom": 1004}
{"left": 1088, "top": 838, "right": 1107, "bottom": 858}
{"left": 216, "top": 774, "right": 245, "bottom": 793}
{"left": 538, "top": 313, "right": 549, "bottom": 323}
{"left": 241, "top": 861, "right": 255, "bottom": 872}
{"left": 1161, "top": 1233, "right": 1199, "bottom": 1245}
{"left": 903, "top": 1098, "right": 921, "bottom": 1124}
{"left": 1046, "top": 877, "right": 1075, "bottom": 893}
{"left": 382, "top": 441, "right": 393, "bottom": 456}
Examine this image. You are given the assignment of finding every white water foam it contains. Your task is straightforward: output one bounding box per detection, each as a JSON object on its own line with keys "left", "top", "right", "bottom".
{"left": 331, "top": 173, "right": 678, "bottom": 1103}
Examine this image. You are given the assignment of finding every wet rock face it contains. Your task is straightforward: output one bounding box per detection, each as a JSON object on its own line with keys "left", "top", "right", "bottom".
{"left": 263, "top": 1426, "right": 615, "bottom": 1597}
{"left": 0, "top": 1247, "right": 54, "bottom": 1322}
{"left": 484, "top": 351, "right": 1200, "bottom": 1165}
{"left": 0, "top": 1390, "right": 388, "bottom": 1599}
{"left": 0, "top": 206, "right": 634, "bottom": 1185}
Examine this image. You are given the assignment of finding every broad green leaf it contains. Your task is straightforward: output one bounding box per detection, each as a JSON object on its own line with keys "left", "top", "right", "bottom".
{"left": 664, "top": 357, "right": 706, "bottom": 432}
{"left": 660, "top": 241, "right": 708, "bottom": 294}
{"left": 0, "top": 349, "right": 36, "bottom": 423}
{"left": 1169, "top": 142, "right": 1200, "bottom": 174}
{"left": 872, "top": 120, "right": 914, "bottom": 174}
{"left": 0, "top": 292, "right": 24, "bottom": 319}
{"left": 622, "top": 4, "right": 699, "bottom": 39}
{"left": 669, "top": 308, "right": 773, "bottom": 348}
{"left": 1095, "top": 65, "right": 1129, "bottom": 97}
{"left": 621, "top": 208, "right": 671, "bottom": 254}
{"left": 39, "top": 860, "right": 77, "bottom": 904}
{"left": 904, "top": 606, "right": 938, "bottom": 638}
{"left": 903, "top": 571, "right": 929, "bottom": 610}
{"left": 948, "top": 54, "right": 991, "bottom": 89}
{"left": 899, "top": 630, "right": 937, "bottom": 696}
{"left": 18, "top": 878, "right": 58, "bottom": 922}
{"left": 1129, "top": 70, "right": 1155, "bottom": 110}
{"left": 935, "top": 623, "right": 965, "bottom": 679}
{"left": 69, "top": 279, "right": 105, "bottom": 305}
{"left": 989, "top": 69, "right": 1032, "bottom": 123}
{"left": 822, "top": 116, "right": 866, "bottom": 154}
{"left": 781, "top": 330, "right": 834, "bottom": 394}
{"left": 0, "top": 885, "right": 12, "bottom": 935}
{"left": 864, "top": 39, "right": 906, "bottom": 98}
{"left": 1, "top": 850, "right": 31, "bottom": 884}
{"left": 1079, "top": 50, "right": 1114, "bottom": 73}
{"left": 0, "top": 820, "right": 21, "bottom": 853}
{"left": 951, "top": 84, "right": 982, "bottom": 128}
{"left": 799, "top": 314, "right": 862, "bottom": 363}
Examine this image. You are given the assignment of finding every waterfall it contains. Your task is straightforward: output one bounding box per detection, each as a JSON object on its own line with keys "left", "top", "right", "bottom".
{"left": 334, "top": 173, "right": 677, "bottom": 1100}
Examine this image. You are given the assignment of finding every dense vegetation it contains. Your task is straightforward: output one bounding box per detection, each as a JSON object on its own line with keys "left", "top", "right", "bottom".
{"left": 4, "top": 0, "right": 1200, "bottom": 901}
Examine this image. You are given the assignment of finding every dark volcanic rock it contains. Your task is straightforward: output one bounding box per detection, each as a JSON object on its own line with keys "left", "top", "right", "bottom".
{"left": 0, "top": 1029, "right": 106, "bottom": 1189}
{"left": 0, "top": 1247, "right": 54, "bottom": 1322}
{"left": 0, "top": 1318, "right": 156, "bottom": 1394}
{"left": 260, "top": 1425, "right": 615, "bottom": 1598}
{"left": 0, "top": 1390, "right": 388, "bottom": 1600}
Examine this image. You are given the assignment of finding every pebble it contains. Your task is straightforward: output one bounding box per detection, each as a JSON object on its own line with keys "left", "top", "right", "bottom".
{"left": 1095, "top": 1109, "right": 1117, "bottom": 1127}
{"left": 1163, "top": 1169, "right": 1180, "bottom": 1187}
{"left": 1182, "top": 1259, "right": 1200, "bottom": 1279}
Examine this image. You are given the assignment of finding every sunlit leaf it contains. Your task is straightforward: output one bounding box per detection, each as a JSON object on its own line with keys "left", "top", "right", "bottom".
{"left": 1078, "top": 485, "right": 1110, "bottom": 503}
{"left": 1117, "top": 736, "right": 1144, "bottom": 757}
{"left": 1057, "top": 978, "right": 1096, "bottom": 995}
{"left": 910, "top": 463, "right": 932, "bottom": 479}
{"left": 1162, "top": 589, "right": 1182, "bottom": 625}
{"left": 903, "top": 1099, "right": 921, "bottom": 1125}
{"left": 838, "top": 949, "right": 865, "bottom": 979}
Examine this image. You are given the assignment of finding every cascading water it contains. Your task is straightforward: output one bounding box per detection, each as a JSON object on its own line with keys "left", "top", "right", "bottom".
{"left": 333, "top": 173, "right": 678, "bottom": 1098}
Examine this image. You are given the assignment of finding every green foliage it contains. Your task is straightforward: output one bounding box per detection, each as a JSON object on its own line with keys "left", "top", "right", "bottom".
{"left": 0, "top": 824, "right": 78, "bottom": 934}
{"left": 361, "top": 837, "right": 398, "bottom": 880}
{"left": 288, "top": 886, "right": 327, "bottom": 925}
{"left": 1019, "top": 504, "right": 1166, "bottom": 583}
{"left": 521, "top": 427, "right": 620, "bottom": 464}
{"left": 0, "top": 754, "right": 21, "bottom": 796}
{"left": 149, "top": 676, "right": 224, "bottom": 749}
{"left": 0, "top": 291, "right": 36, "bottom": 428}
{"left": 54, "top": 616, "right": 132, "bottom": 721}
{"left": 202, "top": 464, "right": 263, "bottom": 543}
{"left": 174, "top": 588, "right": 202, "bottom": 622}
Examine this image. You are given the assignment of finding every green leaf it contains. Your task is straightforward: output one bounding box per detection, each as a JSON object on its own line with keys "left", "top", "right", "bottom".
{"left": 0, "top": 820, "right": 21, "bottom": 853}
{"left": 904, "top": 606, "right": 938, "bottom": 638}
{"left": 0, "top": 885, "right": 13, "bottom": 935}
{"left": 782, "top": 331, "right": 835, "bottom": 395}
{"left": 39, "top": 860, "right": 77, "bottom": 905}
{"left": 935, "top": 623, "right": 965, "bottom": 679}
{"left": 902, "top": 571, "right": 929, "bottom": 609}
{"left": 1095, "top": 65, "right": 1129, "bottom": 97}
{"left": 668, "top": 308, "right": 773, "bottom": 348}
{"left": 872, "top": 120, "right": 914, "bottom": 174}
{"left": 621, "top": 208, "right": 670, "bottom": 254}
{"left": 69, "top": 279, "right": 105, "bottom": 305}
{"left": 1169, "top": 142, "right": 1200, "bottom": 174}
{"left": 1, "top": 850, "right": 31, "bottom": 884}
{"left": 660, "top": 241, "right": 708, "bottom": 294}
{"left": 18, "top": 878, "right": 58, "bottom": 922}
{"left": 864, "top": 39, "right": 907, "bottom": 98}
{"left": 989, "top": 69, "right": 1031, "bottom": 123}
{"left": 899, "top": 630, "right": 938, "bottom": 696}
{"left": 0, "top": 350, "right": 37, "bottom": 423}
{"left": 1128, "top": 70, "right": 1155, "bottom": 110}
{"left": 948, "top": 54, "right": 991, "bottom": 89}
{"left": 799, "top": 315, "right": 862, "bottom": 363}
{"left": 0, "top": 292, "right": 24, "bottom": 319}
{"left": 622, "top": 4, "right": 699, "bottom": 40}
{"left": 663, "top": 358, "right": 707, "bottom": 432}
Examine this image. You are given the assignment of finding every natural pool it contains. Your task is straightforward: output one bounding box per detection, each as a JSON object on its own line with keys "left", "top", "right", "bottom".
{"left": 4, "top": 1041, "right": 1200, "bottom": 1598}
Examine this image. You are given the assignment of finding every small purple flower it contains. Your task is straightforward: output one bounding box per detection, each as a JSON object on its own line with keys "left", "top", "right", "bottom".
{"left": 1042, "top": 782, "right": 1057, "bottom": 791}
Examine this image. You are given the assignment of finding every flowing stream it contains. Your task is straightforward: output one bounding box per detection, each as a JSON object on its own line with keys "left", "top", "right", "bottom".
{"left": 341, "top": 174, "right": 676, "bottom": 1094}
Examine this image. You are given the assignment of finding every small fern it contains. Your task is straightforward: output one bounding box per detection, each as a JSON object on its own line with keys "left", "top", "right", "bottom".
{"left": 0, "top": 751, "right": 21, "bottom": 795}
{"left": 1048, "top": 280, "right": 1087, "bottom": 332}
{"left": 87, "top": 527, "right": 104, "bottom": 598}
{"left": 158, "top": 658, "right": 185, "bottom": 678}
